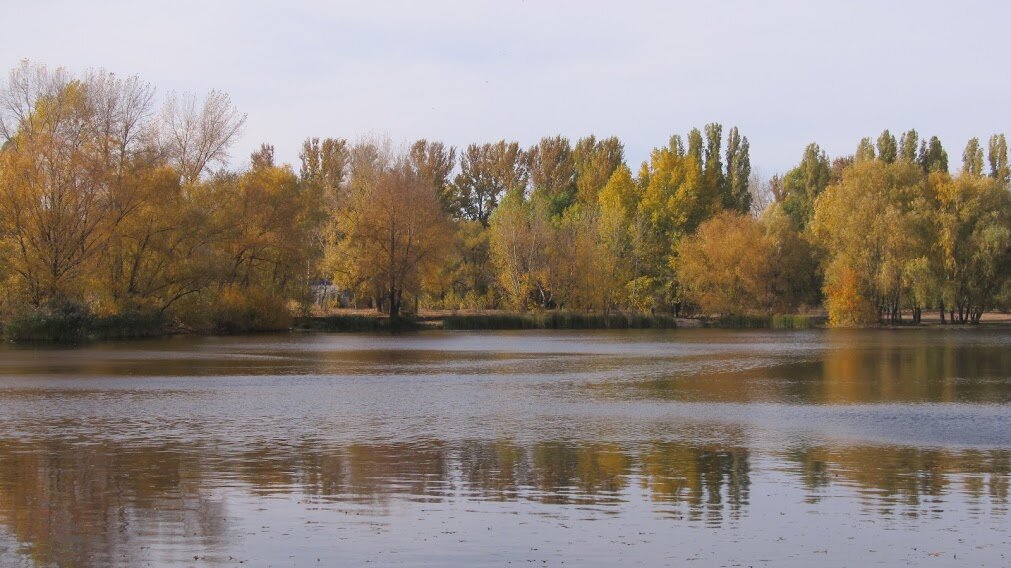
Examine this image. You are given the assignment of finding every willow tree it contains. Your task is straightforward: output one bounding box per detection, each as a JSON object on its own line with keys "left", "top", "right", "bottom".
{"left": 0, "top": 64, "right": 121, "bottom": 306}
{"left": 934, "top": 174, "right": 1011, "bottom": 322}
{"left": 810, "top": 160, "right": 931, "bottom": 325}
{"left": 328, "top": 157, "right": 449, "bottom": 317}
{"left": 677, "top": 209, "right": 816, "bottom": 316}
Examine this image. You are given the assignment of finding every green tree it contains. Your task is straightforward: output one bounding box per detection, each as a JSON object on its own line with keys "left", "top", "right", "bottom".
{"left": 987, "top": 133, "right": 1008, "bottom": 185}
{"left": 703, "top": 123, "right": 725, "bottom": 197}
{"left": 876, "top": 129, "right": 897, "bottom": 163}
{"left": 781, "top": 143, "right": 831, "bottom": 229}
{"left": 962, "top": 137, "right": 984, "bottom": 176}
{"left": 724, "top": 126, "right": 751, "bottom": 212}
{"left": 918, "top": 136, "right": 949, "bottom": 173}
{"left": 899, "top": 129, "right": 919, "bottom": 163}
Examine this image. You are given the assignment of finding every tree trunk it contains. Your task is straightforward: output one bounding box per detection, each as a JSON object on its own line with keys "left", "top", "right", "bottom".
{"left": 389, "top": 287, "right": 399, "bottom": 318}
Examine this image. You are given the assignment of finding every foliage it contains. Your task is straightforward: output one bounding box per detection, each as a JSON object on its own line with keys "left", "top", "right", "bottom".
{"left": 1, "top": 61, "right": 1010, "bottom": 336}
{"left": 327, "top": 154, "right": 451, "bottom": 318}
{"left": 677, "top": 210, "right": 817, "bottom": 316}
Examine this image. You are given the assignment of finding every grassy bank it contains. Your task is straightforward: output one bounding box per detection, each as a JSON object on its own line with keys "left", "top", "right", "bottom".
{"left": 700, "top": 314, "right": 824, "bottom": 329}
{"left": 440, "top": 311, "right": 678, "bottom": 330}
{"left": 3, "top": 308, "right": 169, "bottom": 343}
{"left": 292, "top": 314, "right": 422, "bottom": 332}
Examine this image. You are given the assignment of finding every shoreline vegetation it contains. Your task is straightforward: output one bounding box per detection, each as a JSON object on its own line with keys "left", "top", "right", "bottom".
{"left": 6, "top": 307, "right": 1011, "bottom": 344}
{"left": 1, "top": 61, "right": 1010, "bottom": 343}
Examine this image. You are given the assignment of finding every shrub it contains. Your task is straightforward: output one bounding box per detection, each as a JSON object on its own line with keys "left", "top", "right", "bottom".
{"left": 212, "top": 286, "right": 292, "bottom": 333}
{"left": 705, "top": 314, "right": 771, "bottom": 328}
{"left": 90, "top": 311, "right": 168, "bottom": 339}
{"left": 824, "top": 264, "right": 878, "bottom": 327}
{"left": 771, "top": 314, "right": 813, "bottom": 329}
{"left": 292, "top": 314, "right": 419, "bottom": 332}
{"left": 3, "top": 300, "right": 93, "bottom": 342}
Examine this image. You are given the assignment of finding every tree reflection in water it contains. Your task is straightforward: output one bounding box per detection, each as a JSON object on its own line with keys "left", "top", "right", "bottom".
{"left": 0, "top": 437, "right": 1007, "bottom": 566}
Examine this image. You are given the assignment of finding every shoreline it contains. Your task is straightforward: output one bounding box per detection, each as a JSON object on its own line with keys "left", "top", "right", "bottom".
{"left": 4, "top": 310, "right": 1011, "bottom": 345}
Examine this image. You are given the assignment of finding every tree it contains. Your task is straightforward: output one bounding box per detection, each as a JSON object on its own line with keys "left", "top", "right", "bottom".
{"left": 98, "top": 161, "right": 206, "bottom": 314}
{"left": 160, "top": 90, "right": 246, "bottom": 184}
{"left": 219, "top": 162, "right": 308, "bottom": 293}
{"left": 573, "top": 135, "right": 623, "bottom": 206}
{"left": 298, "top": 137, "right": 349, "bottom": 282}
{"left": 488, "top": 189, "right": 550, "bottom": 310}
{"left": 703, "top": 123, "right": 725, "bottom": 198}
{"left": 0, "top": 64, "right": 119, "bottom": 305}
{"left": 327, "top": 156, "right": 450, "bottom": 317}
{"left": 876, "top": 129, "right": 897, "bottom": 163}
{"left": 527, "top": 136, "right": 576, "bottom": 217}
{"left": 409, "top": 139, "right": 456, "bottom": 209}
{"left": 918, "top": 135, "right": 948, "bottom": 173}
{"left": 962, "top": 137, "right": 984, "bottom": 176}
{"left": 547, "top": 205, "right": 602, "bottom": 309}
{"left": 677, "top": 212, "right": 773, "bottom": 315}
{"left": 934, "top": 174, "right": 1011, "bottom": 322}
{"left": 987, "top": 133, "right": 1008, "bottom": 185}
{"left": 855, "top": 137, "right": 876, "bottom": 163}
{"left": 724, "top": 126, "right": 752, "bottom": 212}
{"left": 686, "top": 128, "right": 703, "bottom": 163}
{"left": 810, "top": 160, "right": 931, "bottom": 325}
{"left": 450, "top": 141, "right": 527, "bottom": 226}
{"left": 899, "top": 129, "right": 919, "bottom": 163}
{"left": 781, "top": 143, "right": 831, "bottom": 229}
{"left": 677, "top": 209, "right": 816, "bottom": 316}
{"left": 597, "top": 164, "right": 640, "bottom": 312}
{"left": 299, "top": 137, "right": 349, "bottom": 199}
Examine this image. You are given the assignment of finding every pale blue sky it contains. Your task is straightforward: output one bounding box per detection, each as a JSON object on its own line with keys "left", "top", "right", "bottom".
{"left": 2, "top": 0, "right": 1007, "bottom": 175}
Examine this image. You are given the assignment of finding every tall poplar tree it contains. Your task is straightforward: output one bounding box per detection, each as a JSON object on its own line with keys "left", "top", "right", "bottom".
{"left": 962, "top": 138, "right": 984, "bottom": 176}
{"left": 876, "top": 129, "right": 897, "bottom": 163}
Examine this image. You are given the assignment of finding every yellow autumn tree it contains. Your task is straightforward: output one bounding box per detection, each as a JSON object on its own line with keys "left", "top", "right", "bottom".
{"left": 328, "top": 156, "right": 450, "bottom": 317}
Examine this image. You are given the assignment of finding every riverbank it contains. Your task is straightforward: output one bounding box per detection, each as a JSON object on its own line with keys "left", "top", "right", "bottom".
{"left": 5, "top": 308, "right": 1011, "bottom": 343}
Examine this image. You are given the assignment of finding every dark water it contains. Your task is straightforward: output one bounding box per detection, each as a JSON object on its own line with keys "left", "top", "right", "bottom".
{"left": 0, "top": 329, "right": 1009, "bottom": 567}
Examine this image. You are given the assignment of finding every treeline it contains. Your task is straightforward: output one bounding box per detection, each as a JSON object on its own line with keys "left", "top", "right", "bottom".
{"left": 0, "top": 62, "right": 1009, "bottom": 334}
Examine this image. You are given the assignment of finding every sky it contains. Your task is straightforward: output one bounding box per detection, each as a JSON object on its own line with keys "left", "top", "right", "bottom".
{"left": 1, "top": 0, "right": 1008, "bottom": 176}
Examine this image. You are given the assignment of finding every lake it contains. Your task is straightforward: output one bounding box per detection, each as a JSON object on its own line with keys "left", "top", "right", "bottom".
{"left": 0, "top": 329, "right": 1008, "bottom": 567}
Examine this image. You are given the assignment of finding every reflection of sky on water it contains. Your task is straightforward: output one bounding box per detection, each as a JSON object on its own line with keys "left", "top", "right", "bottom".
{"left": 0, "top": 329, "right": 1008, "bottom": 566}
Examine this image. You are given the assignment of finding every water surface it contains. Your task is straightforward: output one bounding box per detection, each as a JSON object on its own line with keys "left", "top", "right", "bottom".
{"left": 0, "top": 329, "right": 1008, "bottom": 566}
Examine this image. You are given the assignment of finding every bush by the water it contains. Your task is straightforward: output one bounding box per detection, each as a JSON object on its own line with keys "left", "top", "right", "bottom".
{"left": 441, "top": 311, "right": 677, "bottom": 330}
{"left": 89, "top": 311, "right": 168, "bottom": 339}
{"left": 703, "top": 313, "right": 818, "bottom": 329}
{"left": 2, "top": 302, "right": 167, "bottom": 342}
{"left": 293, "top": 314, "right": 420, "bottom": 332}
{"left": 3, "top": 301, "right": 93, "bottom": 342}
{"left": 770, "top": 314, "right": 814, "bottom": 329}
{"left": 704, "top": 314, "right": 771, "bottom": 328}
{"left": 211, "top": 286, "right": 292, "bottom": 333}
